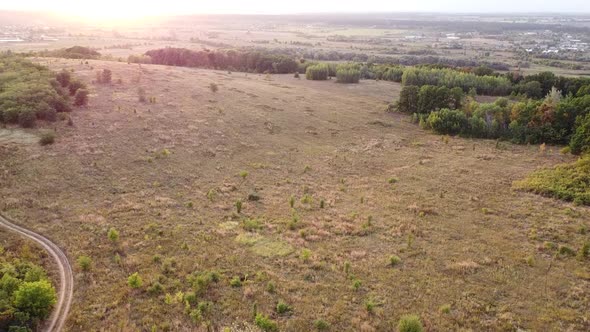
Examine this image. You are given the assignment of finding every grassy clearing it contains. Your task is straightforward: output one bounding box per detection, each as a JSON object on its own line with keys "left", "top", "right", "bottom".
{"left": 513, "top": 155, "right": 590, "bottom": 205}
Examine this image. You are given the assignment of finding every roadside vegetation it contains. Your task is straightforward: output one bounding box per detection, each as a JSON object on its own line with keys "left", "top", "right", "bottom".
{"left": 0, "top": 242, "right": 57, "bottom": 331}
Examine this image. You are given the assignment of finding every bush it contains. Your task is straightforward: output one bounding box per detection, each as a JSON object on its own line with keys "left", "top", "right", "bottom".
{"left": 127, "top": 272, "right": 143, "bottom": 288}
{"left": 18, "top": 110, "right": 36, "bottom": 128}
{"left": 108, "top": 228, "right": 119, "bottom": 242}
{"left": 55, "top": 69, "right": 71, "bottom": 87}
{"left": 68, "top": 80, "right": 86, "bottom": 96}
{"left": 313, "top": 319, "right": 330, "bottom": 331}
{"left": 426, "top": 109, "right": 468, "bottom": 135}
{"left": 306, "top": 64, "right": 329, "bottom": 81}
{"left": 397, "top": 315, "right": 424, "bottom": 332}
{"left": 336, "top": 64, "right": 361, "bottom": 83}
{"left": 254, "top": 313, "right": 278, "bottom": 332}
{"left": 276, "top": 301, "right": 291, "bottom": 314}
{"left": 74, "top": 89, "right": 89, "bottom": 106}
{"left": 39, "top": 131, "right": 56, "bottom": 146}
{"left": 138, "top": 87, "right": 147, "bottom": 102}
{"left": 77, "top": 255, "right": 92, "bottom": 271}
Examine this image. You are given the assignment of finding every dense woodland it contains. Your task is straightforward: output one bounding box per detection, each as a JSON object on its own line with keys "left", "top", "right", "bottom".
{"left": 0, "top": 55, "right": 86, "bottom": 128}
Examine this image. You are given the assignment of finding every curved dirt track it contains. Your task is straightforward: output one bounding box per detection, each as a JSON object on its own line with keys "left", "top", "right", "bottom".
{"left": 0, "top": 213, "right": 73, "bottom": 332}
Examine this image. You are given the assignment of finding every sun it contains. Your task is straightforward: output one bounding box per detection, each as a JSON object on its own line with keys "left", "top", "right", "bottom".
{"left": 55, "top": 1, "right": 164, "bottom": 23}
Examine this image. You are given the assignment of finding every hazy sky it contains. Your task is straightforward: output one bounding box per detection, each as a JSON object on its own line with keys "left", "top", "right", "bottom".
{"left": 2, "top": 0, "right": 589, "bottom": 18}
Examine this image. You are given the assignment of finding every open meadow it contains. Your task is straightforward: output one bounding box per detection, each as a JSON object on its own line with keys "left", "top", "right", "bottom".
{"left": 1, "top": 57, "right": 589, "bottom": 331}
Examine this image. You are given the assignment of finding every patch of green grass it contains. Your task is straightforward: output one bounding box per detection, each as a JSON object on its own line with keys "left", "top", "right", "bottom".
{"left": 300, "top": 248, "right": 311, "bottom": 262}
{"left": 352, "top": 278, "right": 362, "bottom": 291}
{"left": 439, "top": 304, "right": 451, "bottom": 314}
{"left": 254, "top": 313, "right": 278, "bottom": 332}
{"left": 313, "top": 319, "right": 330, "bottom": 331}
{"left": 242, "top": 218, "right": 262, "bottom": 232}
{"left": 276, "top": 301, "right": 292, "bottom": 315}
{"left": 229, "top": 276, "right": 242, "bottom": 287}
{"left": 513, "top": 155, "right": 590, "bottom": 205}
{"left": 398, "top": 314, "right": 424, "bottom": 332}
{"left": 389, "top": 255, "right": 402, "bottom": 267}
{"left": 559, "top": 245, "right": 576, "bottom": 257}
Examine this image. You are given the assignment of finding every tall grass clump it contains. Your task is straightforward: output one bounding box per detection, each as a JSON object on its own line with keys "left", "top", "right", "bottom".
{"left": 305, "top": 64, "right": 329, "bottom": 81}
{"left": 336, "top": 64, "right": 361, "bottom": 83}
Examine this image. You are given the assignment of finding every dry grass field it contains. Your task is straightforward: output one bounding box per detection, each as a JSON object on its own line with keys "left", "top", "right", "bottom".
{"left": 1, "top": 58, "right": 589, "bottom": 331}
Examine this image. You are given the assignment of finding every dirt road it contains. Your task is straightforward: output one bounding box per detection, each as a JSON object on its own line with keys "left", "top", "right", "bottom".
{"left": 0, "top": 213, "right": 73, "bottom": 332}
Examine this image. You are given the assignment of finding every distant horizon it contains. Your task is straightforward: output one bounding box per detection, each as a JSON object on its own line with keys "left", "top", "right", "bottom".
{"left": 1, "top": 0, "right": 590, "bottom": 21}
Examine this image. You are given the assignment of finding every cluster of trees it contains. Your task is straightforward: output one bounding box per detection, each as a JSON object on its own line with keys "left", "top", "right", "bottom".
{"left": 0, "top": 248, "right": 57, "bottom": 330}
{"left": 141, "top": 48, "right": 299, "bottom": 74}
{"left": 397, "top": 83, "right": 590, "bottom": 154}
{"left": 39, "top": 46, "right": 101, "bottom": 59}
{"left": 397, "top": 85, "right": 464, "bottom": 114}
{"left": 401, "top": 67, "right": 513, "bottom": 95}
{"left": 0, "top": 56, "right": 81, "bottom": 128}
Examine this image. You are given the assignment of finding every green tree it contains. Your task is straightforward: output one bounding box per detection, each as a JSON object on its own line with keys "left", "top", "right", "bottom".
{"left": 13, "top": 280, "right": 57, "bottom": 320}
{"left": 396, "top": 85, "right": 419, "bottom": 113}
{"left": 570, "top": 113, "right": 590, "bottom": 155}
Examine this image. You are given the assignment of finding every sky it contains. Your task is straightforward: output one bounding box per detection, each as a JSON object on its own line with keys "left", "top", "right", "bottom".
{"left": 1, "top": 0, "right": 589, "bottom": 20}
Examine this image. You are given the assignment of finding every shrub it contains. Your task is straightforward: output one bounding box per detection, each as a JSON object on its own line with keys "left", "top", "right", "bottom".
{"left": 276, "top": 301, "right": 291, "bottom": 314}
{"left": 336, "top": 64, "right": 361, "bottom": 84}
{"left": 426, "top": 109, "right": 468, "bottom": 135}
{"left": 147, "top": 281, "right": 163, "bottom": 294}
{"left": 235, "top": 200, "right": 243, "bottom": 214}
{"left": 242, "top": 218, "right": 262, "bottom": 231}
{"left": 108, "top": 228, "right": 119, "bottom": 242}
{"left": 74, "top": 89, "right": 89, "bottom": 106}
{"left": 138, "top": 87, "right": 147, "bottom": 102}
{"left": 100, "top": 69, "right": 112, "bottom": 83}
{"left": 439, "top": 304, "right": 451, "bottom": 314}
{"left": 39, "top": 131, "right": 56, "bottom": 146}
{"left": 313, "top": 319, "right": 330, "bottom": 331}
{"left": 68, "top": 80, "right": 86, "bottom": 95}
{"left": 300, "top": 249, "right": 311, "bottom": 262}
{"left": 305, "top": 64, "right": 329, "bottom": 81}
{"left": 390, "top": 255, "right": 402, "bottom": 266}
{"left": 127, "top": 272, "right": 143, "bottom": 288}
{"left": 397, "top": 315, "right": 424, "bottom": 332}
{"left": 254, "top": 313, "right": 278, "bottom": 332}
{"left": 230, "top": 276, "right": 242, "bottom": 287}
{"left": 77, "top": 255, "right": 92, "bottom": 271}
{"left": 18, "top": 110, "right": 36, "bottom": 128}
{"left": 55, "top": 69, "right": 71, "bottom": 87}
